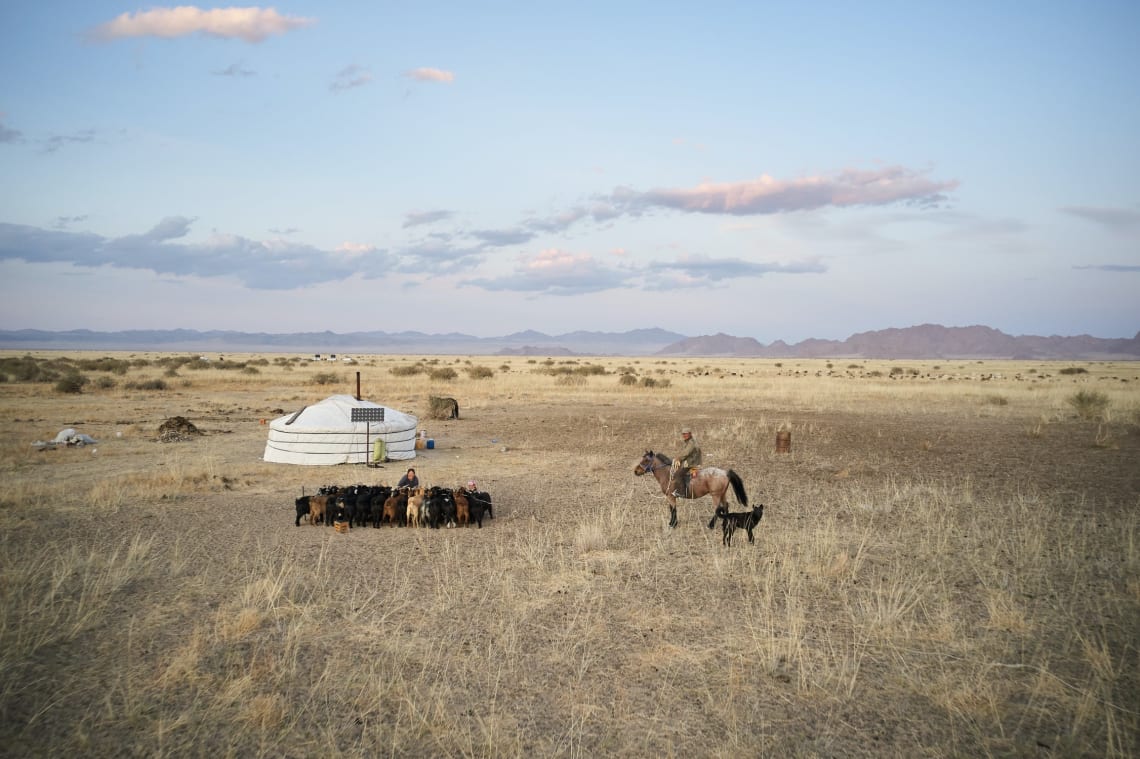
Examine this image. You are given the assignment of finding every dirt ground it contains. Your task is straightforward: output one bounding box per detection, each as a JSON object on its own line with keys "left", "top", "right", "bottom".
{"left": 1, "top": 358, "right": 1138, "bottom": 757}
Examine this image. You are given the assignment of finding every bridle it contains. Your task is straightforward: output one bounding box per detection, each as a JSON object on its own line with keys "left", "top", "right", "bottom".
{"left": 637, "top": 453, "right": 673, "bottom": 476}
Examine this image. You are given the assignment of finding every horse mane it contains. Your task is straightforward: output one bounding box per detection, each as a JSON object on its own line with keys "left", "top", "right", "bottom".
{"left": 654, "top": 452, "right": 671, "bottom": 466}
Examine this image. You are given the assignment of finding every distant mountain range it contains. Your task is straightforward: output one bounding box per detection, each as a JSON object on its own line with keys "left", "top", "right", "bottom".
{"left": 659, "top": 325, "right": 1140, "bottom": 360}
{"left": 1, "top": 325, "right": 1137, "bottom": 359}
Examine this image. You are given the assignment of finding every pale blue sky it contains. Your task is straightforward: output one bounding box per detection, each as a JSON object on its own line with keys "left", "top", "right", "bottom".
{"left": 1, "top": 2, "right": 1137, "bottom": 341}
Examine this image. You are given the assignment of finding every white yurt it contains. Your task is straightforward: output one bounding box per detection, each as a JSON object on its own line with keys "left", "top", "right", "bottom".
{"left": 263, "top": 394, "right": 418, "bottom": 465}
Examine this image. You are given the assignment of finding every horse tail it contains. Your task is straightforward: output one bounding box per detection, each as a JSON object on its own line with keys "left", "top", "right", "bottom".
{"left": 727, "top": 470, "right": 748, "bottom": 507}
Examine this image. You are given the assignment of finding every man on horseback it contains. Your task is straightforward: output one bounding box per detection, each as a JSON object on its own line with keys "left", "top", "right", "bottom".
{"left": 670, "top": 427, "right": 702, "bottom": 498}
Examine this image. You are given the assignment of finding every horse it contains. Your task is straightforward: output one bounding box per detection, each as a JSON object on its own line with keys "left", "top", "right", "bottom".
{"left": 634, "top": 450, "right": 749, "bottom": 529}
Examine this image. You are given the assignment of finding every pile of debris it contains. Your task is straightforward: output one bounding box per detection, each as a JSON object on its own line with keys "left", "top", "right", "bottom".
{"left": 32, "top": 428, "right": 99, "bottom": 450}
{"left": 158, "top": 416, "right": 202, "bottom": 443}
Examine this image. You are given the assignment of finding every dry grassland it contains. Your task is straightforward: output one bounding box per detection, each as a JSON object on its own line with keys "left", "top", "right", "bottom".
{"left": 1, "top": 351, "right": 1138, "bottom": 757}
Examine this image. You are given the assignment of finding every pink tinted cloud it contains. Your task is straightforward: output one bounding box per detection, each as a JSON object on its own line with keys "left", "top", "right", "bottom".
{"left": 405, "top": 67, "right": 455, "bottom": 83}
{"left": 89, "top": 6, "right": 316, "bottom": 43}
{"left": 621, "top": 165, "right": 957, "bottom": 216}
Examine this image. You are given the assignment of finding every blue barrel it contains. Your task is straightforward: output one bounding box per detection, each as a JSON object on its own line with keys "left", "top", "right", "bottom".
{"left": 426, "top": 439, "right": 435, "bottom": 449}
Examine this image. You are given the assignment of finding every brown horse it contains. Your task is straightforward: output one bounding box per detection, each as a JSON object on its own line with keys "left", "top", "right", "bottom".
{"left": 634, "top": 450, "right": 749, "bottom": 528}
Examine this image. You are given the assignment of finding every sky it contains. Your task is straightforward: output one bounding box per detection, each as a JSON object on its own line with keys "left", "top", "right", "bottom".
{"left": 1, "top": 2, "right": 1137, "bottom": 343}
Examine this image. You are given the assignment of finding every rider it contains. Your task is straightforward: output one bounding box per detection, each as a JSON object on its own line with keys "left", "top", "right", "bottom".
{"left": 670, "top": 427, "right": 702, "bottom": 497}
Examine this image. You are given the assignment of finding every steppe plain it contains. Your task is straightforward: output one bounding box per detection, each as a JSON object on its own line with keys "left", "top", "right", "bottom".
{"left": 1, "top": 351, "right": 1137, "bottom": 758}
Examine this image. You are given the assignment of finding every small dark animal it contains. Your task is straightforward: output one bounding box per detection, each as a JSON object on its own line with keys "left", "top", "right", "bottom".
{"left": 369, "top": 486, "right": 393, "bottom": 528}
{"left": 715, "top": 504, "right": 764, "bottom": 546}
{"left": 467, "top": 490, "right": 493, "bottom": 520}
{"left": 294, "top": 495, "right": 310, "bottom": 527}
{"left": 458, "top": 487, "right": 489, "bottom": 528}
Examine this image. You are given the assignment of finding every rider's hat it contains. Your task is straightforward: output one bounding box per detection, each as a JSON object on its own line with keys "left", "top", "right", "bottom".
{"left": 681, "top": 427, "right": 691, "bottom": 434}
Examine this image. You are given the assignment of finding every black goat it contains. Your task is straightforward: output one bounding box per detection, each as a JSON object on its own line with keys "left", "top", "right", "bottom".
{"left": 715, "top": 504, "right": 764, "bottom": 546}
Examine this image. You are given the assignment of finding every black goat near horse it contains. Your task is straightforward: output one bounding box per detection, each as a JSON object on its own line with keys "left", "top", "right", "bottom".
{"left": 714, "top": 504, "right": 764, "bottom": 546}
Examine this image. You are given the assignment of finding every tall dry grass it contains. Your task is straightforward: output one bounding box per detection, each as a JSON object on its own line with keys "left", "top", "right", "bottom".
{"left": 0, "top": 352, "right": 1137, "bottom": 756}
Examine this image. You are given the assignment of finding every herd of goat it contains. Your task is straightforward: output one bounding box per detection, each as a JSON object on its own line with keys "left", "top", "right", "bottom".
{"left": 294, "top": 484, "right": 493, "bottom": 530}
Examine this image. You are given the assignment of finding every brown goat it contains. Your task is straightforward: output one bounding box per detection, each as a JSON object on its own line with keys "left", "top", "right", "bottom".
{"left": 382, "top": 490, "right": 407, "bottom": 527}
{"left": 308, "top": 494, "right": 331, "bottom": 526}
{"left": 454, "top": 489, "right": 470, "bottom": 527}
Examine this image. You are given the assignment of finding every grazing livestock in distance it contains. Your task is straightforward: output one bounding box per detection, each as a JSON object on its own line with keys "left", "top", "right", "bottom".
{"left": 714, "top": 504, "right": 764, "bottom": 546}
{"left": 293, "top": 484, "right": 493, "bottom": 530}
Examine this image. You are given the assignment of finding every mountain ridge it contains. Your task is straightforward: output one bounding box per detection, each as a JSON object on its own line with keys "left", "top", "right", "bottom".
{"left": 0, "top": 325, "right": 1137, "bottom": 359}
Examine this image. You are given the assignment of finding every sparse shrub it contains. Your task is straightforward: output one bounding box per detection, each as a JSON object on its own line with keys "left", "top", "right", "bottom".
{"left": 574, "top": 364, "right": 607, "bottom": 377}
{"left": 1067, "top": 390, "right": 1110, "bottom": 420}
{"left": 390, "top": 365, "right": 424, "bottom": 377}
{"left": 429, "top": 368, "right": 458, "bottom": 381}
{"left": 0, "top": 356, "right": 51, "bottom": 382}
{"left": 55, "top": 373, "right": 88, "bottom": 394}
{"left": 242, "top": 366, "right": 260, "bottom": 375}
{"left": 867, "top": 370, "right": 883, "bottom": 378}
{"left": 311, "top": 372, "right": 340, "bottom": 386}
{"left": 466, "top": 366, "right": 494, "bottom": 379}
{"left": 124, "top": 378, "right": 168, "bottom": 391}
{"left": 1059, "top": 367, "right": 1088, "bottom": 375}
{"left": 984, "top": 395, "right": 1009, "bottom": 406}
{"left": 164, "top": 367, "right": 180, "bottom": 378}
{"left": 556, "top": 374, "right": 586, "bottom": 386}
{"left": 75, "top": 357, "right": 131, "bottom": 374}
{"left": 619, "top": 373, "right": 638, "bottom": 386}
{"left": 95, "top": 376, "right": 117, "bottom": 390}
{"left": 890, "top": 367, "right": 904, "bottom": 376}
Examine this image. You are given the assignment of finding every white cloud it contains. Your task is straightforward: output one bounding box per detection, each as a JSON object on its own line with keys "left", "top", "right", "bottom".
{"left": 89, "top": 6, "right": 316, "bottom": 43}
